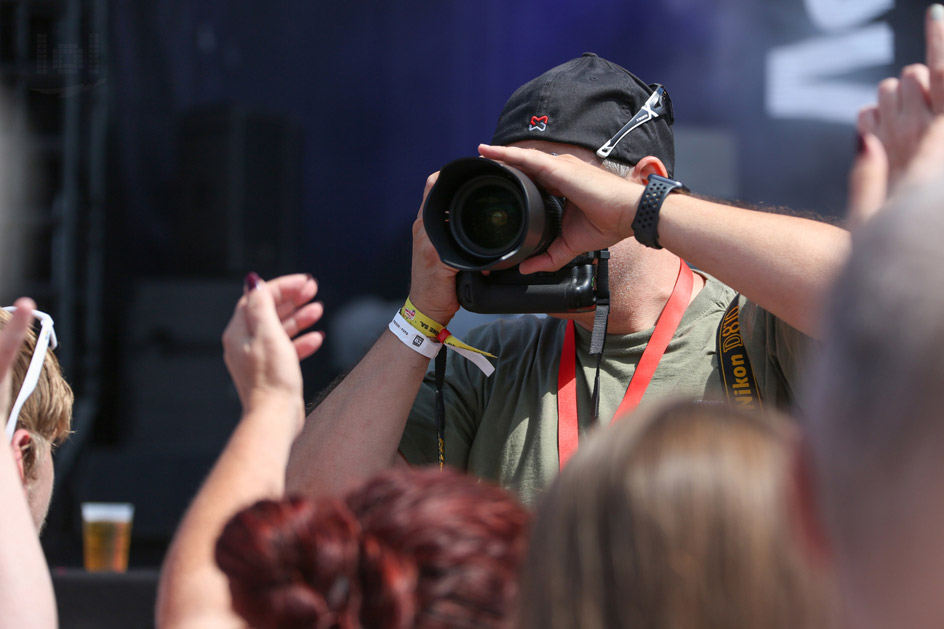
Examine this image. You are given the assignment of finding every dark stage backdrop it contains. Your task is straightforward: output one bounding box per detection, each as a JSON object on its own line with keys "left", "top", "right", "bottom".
{"left": 108, "top": 0, "right": 924, "bottom": 347}
{"left": 43, "top": 0, "right": 925, "bottom": 569}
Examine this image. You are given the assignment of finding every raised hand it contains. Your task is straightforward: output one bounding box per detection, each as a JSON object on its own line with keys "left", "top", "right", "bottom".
{"left": 849, "top": 5, "right": 944, "bottom": 226}
{"left": 0, "top": 298, "right": 35, "bottom": 424}
{"left": 222, "top": 273, "right": 323, "bottom": 431}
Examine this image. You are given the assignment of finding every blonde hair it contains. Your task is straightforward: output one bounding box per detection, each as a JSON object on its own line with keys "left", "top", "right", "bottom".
{"left": 0, "top": 308, "right": 73, "bottom": 478}
{"left": 519, "top": 400, "right": 834, "bottom": 629}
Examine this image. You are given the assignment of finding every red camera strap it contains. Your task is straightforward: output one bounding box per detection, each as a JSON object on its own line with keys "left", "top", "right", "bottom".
{"left": 557, "top": 259, "right": 693, "bottom": 469}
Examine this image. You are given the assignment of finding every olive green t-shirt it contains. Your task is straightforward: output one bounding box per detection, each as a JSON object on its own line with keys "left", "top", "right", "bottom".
{"left": 398, "top": 274, "right": 809, "bottom": 506}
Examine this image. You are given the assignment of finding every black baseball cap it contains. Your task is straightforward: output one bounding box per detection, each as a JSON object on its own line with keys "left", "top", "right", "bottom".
{"left": 490, "top": 53, "right": 676, "bottom": 177}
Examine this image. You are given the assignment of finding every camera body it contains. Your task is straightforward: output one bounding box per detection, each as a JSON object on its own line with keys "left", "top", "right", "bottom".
{"left": 423, "top": 157, "right": 599, "bottom": 314}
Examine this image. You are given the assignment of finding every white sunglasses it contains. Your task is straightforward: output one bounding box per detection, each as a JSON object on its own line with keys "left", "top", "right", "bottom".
{"left": 2, "top": 306, "right": 58, "bottom": 443}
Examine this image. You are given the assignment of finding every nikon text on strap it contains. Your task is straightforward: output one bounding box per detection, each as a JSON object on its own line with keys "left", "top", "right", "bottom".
{"left": 716, "top": 294, "right": 762, "bottom": 410}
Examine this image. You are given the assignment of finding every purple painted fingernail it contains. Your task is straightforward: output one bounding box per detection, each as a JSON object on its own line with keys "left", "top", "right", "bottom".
{"left": 245, "top": 272, "right": 262, "bottom": 292}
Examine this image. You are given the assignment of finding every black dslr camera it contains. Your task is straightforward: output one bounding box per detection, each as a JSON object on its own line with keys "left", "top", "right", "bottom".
{"left": 422, "top": 157, "right": 601, "bottom": 314}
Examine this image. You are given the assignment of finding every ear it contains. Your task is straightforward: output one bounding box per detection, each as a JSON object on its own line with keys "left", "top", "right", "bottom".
{"left": 632, "top": 156, "right": 669, "bottom": 182}
{"left": 10, "top": 428, "right": 30, "bottom": 485}
{"left": 789, "top": 433, "right": 833, "bottom": 567}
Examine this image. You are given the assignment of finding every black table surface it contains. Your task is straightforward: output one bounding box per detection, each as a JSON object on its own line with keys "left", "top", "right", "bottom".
{"left": 51, "top": 568, "right": 159, "bottom": 629}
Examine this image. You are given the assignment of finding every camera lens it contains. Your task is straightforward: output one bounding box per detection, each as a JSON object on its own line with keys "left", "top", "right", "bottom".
{"left": 423, "top": 157, "right": 561, "bottom": 271}
{"left": 450, "top": 177, "right": 525, "bottom": 257}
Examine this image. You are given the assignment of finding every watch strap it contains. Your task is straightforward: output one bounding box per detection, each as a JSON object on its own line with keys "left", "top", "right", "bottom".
{"left": 632, "top": 174, "right": 689, "bottom": 249}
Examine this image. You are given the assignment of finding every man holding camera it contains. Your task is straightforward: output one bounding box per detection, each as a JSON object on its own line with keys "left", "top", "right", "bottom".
{"left": 286, "top": 53, "right": 849, "bottom": 504}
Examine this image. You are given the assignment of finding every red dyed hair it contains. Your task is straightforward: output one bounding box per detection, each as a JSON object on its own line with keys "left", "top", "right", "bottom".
{"left": 215, "top": 468, "right": 529, "bottom": 629}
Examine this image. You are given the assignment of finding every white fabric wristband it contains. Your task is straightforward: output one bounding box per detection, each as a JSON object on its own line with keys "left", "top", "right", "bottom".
{"left": 388, "top": 312, "right": 442, "bottom": 359}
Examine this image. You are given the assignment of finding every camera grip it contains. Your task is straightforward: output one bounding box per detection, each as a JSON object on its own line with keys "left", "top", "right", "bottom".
{"left": 456, "top": 265, "right": 597, "bottom": 314}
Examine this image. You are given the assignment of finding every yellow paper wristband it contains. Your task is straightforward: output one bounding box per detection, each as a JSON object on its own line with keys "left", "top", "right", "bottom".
{"left": 401, "top": 297, "right": 445, "bottom": 338}
{"left": 399, "top": 298, "right": 497, "bottom": 376}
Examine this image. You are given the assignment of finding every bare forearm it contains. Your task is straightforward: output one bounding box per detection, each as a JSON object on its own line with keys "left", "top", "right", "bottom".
{"left": 156, "top": 398, "right": 300, "bottom": 629}
{"left": 285, "top": 330, "right": 430, "bottom": 499}
{"left": 0, "top": 446, "right": 56, "bottom": 629}
{"left": 659, "top": 195, "right": 851, "bottom": 337}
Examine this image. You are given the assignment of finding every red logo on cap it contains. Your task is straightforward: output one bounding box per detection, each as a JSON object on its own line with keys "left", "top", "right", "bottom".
{"left": 529, "top": 115, "right": 548, "bottom": 132}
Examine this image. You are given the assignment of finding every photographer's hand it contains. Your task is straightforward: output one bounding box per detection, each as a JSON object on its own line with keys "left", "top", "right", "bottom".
{"left": 477, "top": 144, "right": 640, "bottom": 274}
{"left": 409, "top": 172, "right": 461, "bottom": 326}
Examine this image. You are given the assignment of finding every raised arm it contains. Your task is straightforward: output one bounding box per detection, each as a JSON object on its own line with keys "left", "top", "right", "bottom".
{"left": 477, "top": 144, "right": 850, "bottom": 338}
{"left": 849, "top": 4, "right": 944, "bottom": 227}
{"left": 285, "top": 174, "right": 458, "bottom": 499}
{"left": 0, "top": 297, "right": 57, "bottom": 629}
{"left": 156, "top": 274, "right": 323, "bottom": 629}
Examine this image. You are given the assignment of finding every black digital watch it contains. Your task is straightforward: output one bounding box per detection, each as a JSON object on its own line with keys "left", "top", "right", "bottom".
{"left": 631, "top": 174, "right": 689, "bottom": 249}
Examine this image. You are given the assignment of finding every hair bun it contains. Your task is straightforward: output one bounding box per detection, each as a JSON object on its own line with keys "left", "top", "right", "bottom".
{"left": 216, "top": 497, "right": 363, "bottom": 629}
{"left": 218, "top": 468, "right": 528, "bottom": 629}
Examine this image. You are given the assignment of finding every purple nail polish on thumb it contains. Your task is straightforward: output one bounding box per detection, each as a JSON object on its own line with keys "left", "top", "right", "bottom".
{"left": 245, "top": 272, "right": 262, "bottom": 292}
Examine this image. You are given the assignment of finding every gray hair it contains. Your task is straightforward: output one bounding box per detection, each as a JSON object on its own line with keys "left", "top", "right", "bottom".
{"left": 601, "top": 158, "right": 632, "bottom": 178}
{"left": 802, "top": 179, "right": 944, "bottom": 553}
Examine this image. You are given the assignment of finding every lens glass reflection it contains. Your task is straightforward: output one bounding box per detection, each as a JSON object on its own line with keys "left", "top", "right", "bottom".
{"left": 455, "top": 184, "right": 523, "bottom": 255}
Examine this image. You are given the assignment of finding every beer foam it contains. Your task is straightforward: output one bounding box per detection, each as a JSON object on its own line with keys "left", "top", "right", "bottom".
{"left": 81, "top": 502, "right": 134, "bottom": 522}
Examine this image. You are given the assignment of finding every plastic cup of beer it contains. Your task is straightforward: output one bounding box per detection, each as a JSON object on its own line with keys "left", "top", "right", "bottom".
{"left": 81, "top": 502, "right": 134, "bottom": 572}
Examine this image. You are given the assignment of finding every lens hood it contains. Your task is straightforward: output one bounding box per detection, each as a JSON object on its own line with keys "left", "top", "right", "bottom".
{"left": 423, "top": 157, "right": 561, "bottom": 271}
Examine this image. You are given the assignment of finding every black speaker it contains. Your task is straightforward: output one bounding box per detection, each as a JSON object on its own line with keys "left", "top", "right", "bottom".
{"left": 175, "top": 106, "right": 302, "bottom": 276}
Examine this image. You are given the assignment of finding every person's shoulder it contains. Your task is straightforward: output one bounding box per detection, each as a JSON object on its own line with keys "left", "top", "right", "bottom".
{"left": 699, "top": 271, "right": 776, "bottom": 331}
{"left": 697, "top": 271, "right": 765, "bottom": 320}
{"left": 706, "top": 270, "right": 811, "bottom": 347}
{"left": 699, "top": 272, "right": 738, "bottom": 305}
{"left": 679, "top": 271, "right": 737, "bottom": 329}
